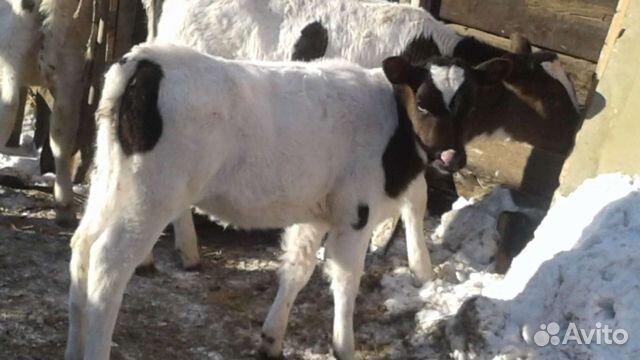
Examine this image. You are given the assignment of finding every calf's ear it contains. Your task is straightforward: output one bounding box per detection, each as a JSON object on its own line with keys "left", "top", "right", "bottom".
{"left": 474, "top": 58, "right": 513, "bottom": 86}
{"left": 530, "top": 51, "right": 558, "bottom": 65}
{"left": 383, "top": 56, "right": 412, "bottom": 85}
{"left": 510, "top": 33, "right": 532, "bottom": 54}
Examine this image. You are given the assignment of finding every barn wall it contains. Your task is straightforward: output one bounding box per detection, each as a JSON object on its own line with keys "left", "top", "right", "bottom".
{"left": 556, "top": 0, "right": 640, "bottom": 197}
{"left": 438, "top": 0, "right": 617, "bottom": 62}
{"left": 410, "top": 0, "right": 615, "bottom": 208}
{"left": 425, "top": 0, "right": 618, "bottom": 105}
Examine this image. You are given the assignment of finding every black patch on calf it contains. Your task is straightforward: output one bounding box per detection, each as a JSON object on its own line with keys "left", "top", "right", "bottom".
{"left": 291, "top": 21, "right": 328, "bottom": 61}
{"left": 453, "top": 37, "right": 508, "bottom": 66}
{"left": 21, "top": 0, "right": 35, "bottom": 12}
{"left": 382, "top": 95, "right": 425, "bottom": 198}
{"left": 401, "top": 35, "right": 441, "bottom": 65}
{"left": 352, "top": 204, "right": 369, "bottom": 231}
{"left": 118, "top": 60, "right": 164, "bottom": 156}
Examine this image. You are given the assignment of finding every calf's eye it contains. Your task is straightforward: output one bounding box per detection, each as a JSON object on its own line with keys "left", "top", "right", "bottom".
{"left": 417, "top": 105, "right": 429, "bottom": 114}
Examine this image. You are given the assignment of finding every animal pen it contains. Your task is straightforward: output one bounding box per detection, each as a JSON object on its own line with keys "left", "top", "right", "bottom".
{"left": 7, "top": 0, "right": 621, "bottom": 200}
{"left": 2, "top": 0, "right": 640, "bottom": 359}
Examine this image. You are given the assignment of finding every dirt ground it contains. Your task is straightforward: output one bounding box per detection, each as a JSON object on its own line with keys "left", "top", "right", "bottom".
{"left": 0, "top": 185, "right": 424, "bottom": 360}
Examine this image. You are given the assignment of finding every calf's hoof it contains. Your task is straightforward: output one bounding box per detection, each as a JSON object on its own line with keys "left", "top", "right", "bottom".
{"left": 331, "top": 346, "right": 356, "bottom": 360}
{"left": 177, "top": 251, "right": 202, "bottom": 272}
{"left": 55, "top": 205, "right": 77, "bottom": 227}
{"left": 135, "top": 263, "right": 157, "bottom": 276}
{"left": 183, "top": 262, "right": 203, "bottom": 272}
{"left": 258, "top": 332, "right": 283, "bottom": 360}
{"left": 411, "top": 267, "right": 434, "bottom": 287}
{"left": 256, "top": 349, "right": 285, "bottom": 360}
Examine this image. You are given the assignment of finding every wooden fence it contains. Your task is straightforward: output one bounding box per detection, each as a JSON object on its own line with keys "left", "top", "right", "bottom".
{"left": 418, "top": 0, "right": 618, "bottom": 104}
{"left": 12, "top": 0, "right": 619, "bottom": 187}
{"left": 72, "top": 0, "right": 147, "bottom": 180}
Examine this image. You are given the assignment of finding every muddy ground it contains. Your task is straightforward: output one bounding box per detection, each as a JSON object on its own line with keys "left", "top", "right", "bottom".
{"left": 0, "top": 185, "right": 426, "bottom": 360}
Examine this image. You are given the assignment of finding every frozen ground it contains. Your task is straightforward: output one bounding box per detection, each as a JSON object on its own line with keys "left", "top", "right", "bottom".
{"left": 1, "top": 172, "right": 638, "bottom": 359}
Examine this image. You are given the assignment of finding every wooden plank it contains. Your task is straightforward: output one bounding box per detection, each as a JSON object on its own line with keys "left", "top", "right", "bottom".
{"left": 440, "top": 0, "right": 617, "bottom": 61}
{"left": 450, "top": 24, "right": 596, "bottom": 106}
{"left": 114, "top": 0, "right": 137, "bottom": 59}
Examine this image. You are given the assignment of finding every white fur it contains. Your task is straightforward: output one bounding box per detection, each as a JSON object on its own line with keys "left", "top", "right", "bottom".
{"left": 156, "top": 0, "right": 463, "bottom": 67}
{"left": 66, "top": 43, "right": 430, "bottom": 360}
{"left": 430, "top": 64, "right": 465, "bottom": 109}
{"left": 0, "top": 0, "right": 93, "bottom": 224}
{"left": 144, "top": 0, "right": 454, "bottom": 277}
{"left": 541, "top": 59, "right": 579, "bottom": 110}
{"left": 0, "top": 0, "right": 42, "bottom": 156}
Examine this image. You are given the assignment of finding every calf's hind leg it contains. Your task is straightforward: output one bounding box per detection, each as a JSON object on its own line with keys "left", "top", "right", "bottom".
{"left": 173, "top": 210, "right": 201, "bottom": 270}
{"left": 77, "top": 208, "right": 177, "bottom": 360}
{"left": 260, "top": 222, "right": 329, "bottom": 358}
{"left": 136, "top": 210, "right": 200, "bottom": 273}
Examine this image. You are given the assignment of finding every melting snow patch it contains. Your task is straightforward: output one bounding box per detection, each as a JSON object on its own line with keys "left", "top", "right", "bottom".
{"left": 377, "top": 174, "right": 640, "bottom": 359}
{"left": 377, "top": 187, "right": 515, "bottom": 356}
{"left": 439, "top": 174, "right": 640, "bottom": 360}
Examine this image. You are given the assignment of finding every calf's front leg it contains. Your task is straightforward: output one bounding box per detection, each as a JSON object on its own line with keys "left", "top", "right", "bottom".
{"left": 401, "top": 176, "right": 433, "bottom": 284}
{"left": 325, "top": 226, "right": 372, "bottom": 360}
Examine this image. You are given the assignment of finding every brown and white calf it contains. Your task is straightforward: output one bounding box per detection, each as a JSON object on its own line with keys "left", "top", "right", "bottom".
{"left": 65, "top": 43, "right": 511, "bottom": 360}
{"left": 372, "top": 48, "right": 581, "bottom": 253}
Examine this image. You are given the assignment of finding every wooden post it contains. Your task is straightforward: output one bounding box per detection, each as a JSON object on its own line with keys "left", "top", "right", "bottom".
{"left": 72, "top": 0, "right": 108, "bottom": 183}
{"left": 73, "top": 0, "right": 148, "bottom": 183}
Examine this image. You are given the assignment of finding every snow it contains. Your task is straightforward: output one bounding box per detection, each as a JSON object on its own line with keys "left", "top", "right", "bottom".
{"left": 487, "top": 173, "right": 640, "bottom": 300}
{"left": 376, "top": 173, "right": 640, "bottom": 359}
{"left": 4, "top": 112, "right": 639, "bottom": 360}
{"left": 0, "top": 113, "right": 53, "bottom": 186}
{"left": 375, "top": 186, "right": 517, "bottom": 357}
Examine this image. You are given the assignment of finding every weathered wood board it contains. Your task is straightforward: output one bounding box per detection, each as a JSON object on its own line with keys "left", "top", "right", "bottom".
{"left": 440, "top": 0, "right": 617, "bottom": 62}
{"left": 449, "top": 24, "right": 596, "bottom": 105}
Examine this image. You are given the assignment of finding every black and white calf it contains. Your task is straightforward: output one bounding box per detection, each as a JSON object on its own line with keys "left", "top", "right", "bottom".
{"left": 155, "top": 0, "right": 506, "bottom": 66}
{"left": 144, "top": 0, "right": 514, "bottom": 275}
{"left": 65, "top": 43, "right": 510, "bottom": 360}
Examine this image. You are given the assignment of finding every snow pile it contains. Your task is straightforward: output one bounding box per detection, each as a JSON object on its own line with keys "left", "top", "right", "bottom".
{"left": 377, "top": 187, "right": 518, "bottom": 357}
{"left": 376, "top": 174, "right": 640, "bottom": 359}
{"left": 487, "top": 173, "right": 640, "bottom": 300}
{"left": 431, "top": 187, "right": 522, "bottom": 273}
{"left": 438, "top": 174, "right": 640, "bottom": 360}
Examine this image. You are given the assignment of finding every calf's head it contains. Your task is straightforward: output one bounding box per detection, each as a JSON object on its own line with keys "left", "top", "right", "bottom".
{"left": 382, "top": 55, "right": 512, "bottom": 173}
{"left": 502, "top": 51, "right": 579, "bottom": 119}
